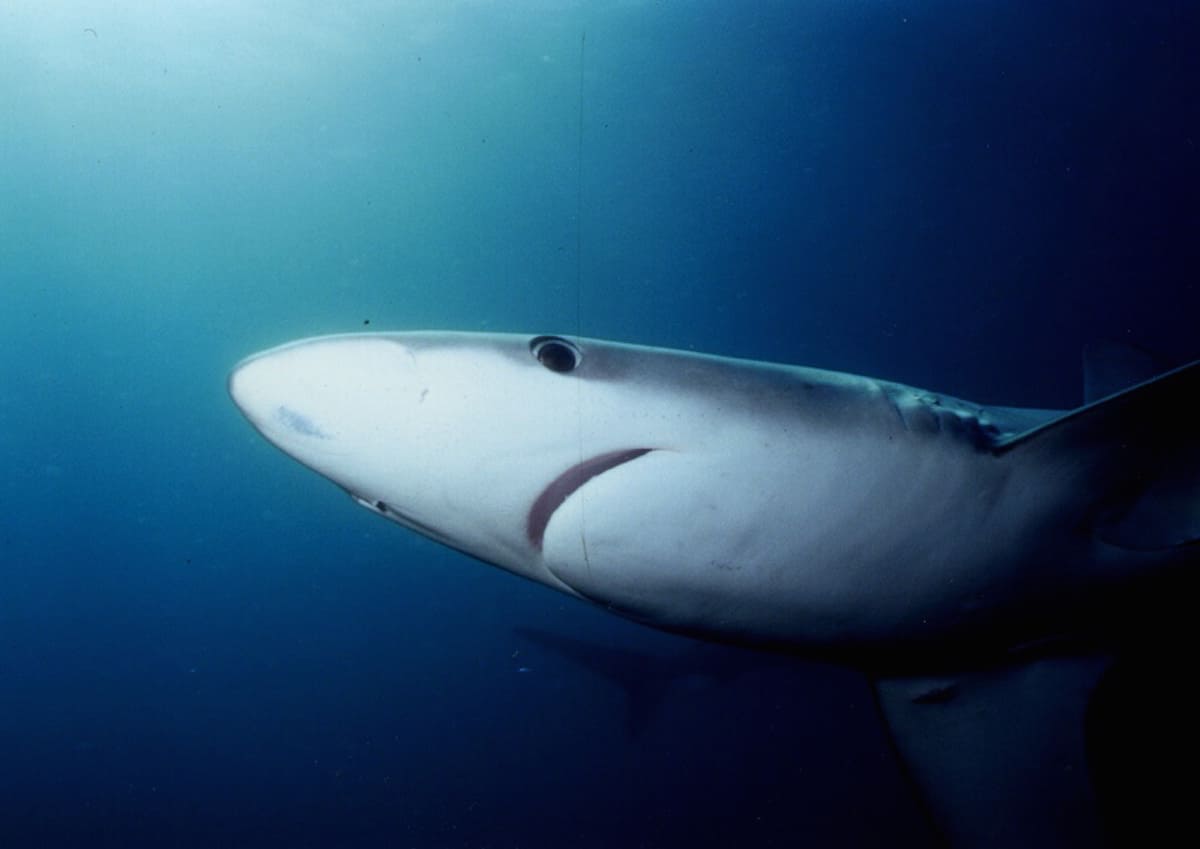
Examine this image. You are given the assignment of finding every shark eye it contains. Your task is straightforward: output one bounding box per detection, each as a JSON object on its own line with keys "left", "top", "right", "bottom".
{"left": 530, "top": 336, "right": 582, "bottom": 373}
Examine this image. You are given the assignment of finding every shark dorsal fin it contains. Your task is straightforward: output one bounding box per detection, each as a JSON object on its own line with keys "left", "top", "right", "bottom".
{"left": 995, "top": 358, "right": 1199, "bottom": 456}
{"left": 1083, "top": 342, "right": 1166, "bottom": 404}
{"left": 995, "top": 358, "right": 1200, "bottom": 549}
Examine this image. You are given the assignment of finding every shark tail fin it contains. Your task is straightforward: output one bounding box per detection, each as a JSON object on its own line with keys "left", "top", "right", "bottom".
{"left": 993, "top": 356, "right": 1200, "bottom": 551}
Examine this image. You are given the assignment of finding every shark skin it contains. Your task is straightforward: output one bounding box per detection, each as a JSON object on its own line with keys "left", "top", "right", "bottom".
{"left": 229, "top": 331, "right": 1199, "bottom": 847}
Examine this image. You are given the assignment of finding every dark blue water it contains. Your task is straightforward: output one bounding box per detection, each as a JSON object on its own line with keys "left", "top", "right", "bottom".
{"left": 2, "top": 2, "right": 1196, "bottom": 846}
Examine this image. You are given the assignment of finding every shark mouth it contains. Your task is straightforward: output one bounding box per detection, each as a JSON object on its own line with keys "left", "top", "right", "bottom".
{"left": 527, "top": 448, "right": 654, "bottom": 551}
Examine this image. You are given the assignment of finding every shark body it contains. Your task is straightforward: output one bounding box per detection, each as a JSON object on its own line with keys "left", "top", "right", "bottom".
{"left": 230, "top": 331, "right": 1199, "bottom": 846}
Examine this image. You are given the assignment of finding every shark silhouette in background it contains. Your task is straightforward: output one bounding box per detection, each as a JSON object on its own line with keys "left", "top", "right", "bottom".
{"left": 511, "top": 626, "right": 776, "bottom": 739}
{"left": 230, "top": 332, "right": 1199, "bottom": 847}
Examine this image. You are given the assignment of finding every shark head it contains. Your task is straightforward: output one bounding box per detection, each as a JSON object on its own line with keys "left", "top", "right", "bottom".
{"left": 228, "top": 331, "right": 879, "bottom": 641}
{"left": 229, "top": 332, "right": 615, "bottom": 596}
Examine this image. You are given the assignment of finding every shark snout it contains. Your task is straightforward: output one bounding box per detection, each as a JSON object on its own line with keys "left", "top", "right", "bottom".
{"left": 229, "top": 335, "right": 433, "bottom": 473}
{"left": 230, "top": 334, "right": 412, "bottom": 430}
{"left": 228, "top": 352, "right": 319, "bottom": 440}
{"left": 228, "top": 338, "right": 350, "bottom": 450}
{"left": 227, "top": 356, "right": 275, "bottom": 433}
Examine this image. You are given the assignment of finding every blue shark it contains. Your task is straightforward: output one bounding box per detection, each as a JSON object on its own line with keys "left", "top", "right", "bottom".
{"left": 230, "top": 332, "right": 1199, "bottom": 846}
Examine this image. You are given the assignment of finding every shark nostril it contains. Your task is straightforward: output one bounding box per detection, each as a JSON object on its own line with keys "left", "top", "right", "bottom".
{"left": 275, "top": 406, "right": 330, "bottom": 439}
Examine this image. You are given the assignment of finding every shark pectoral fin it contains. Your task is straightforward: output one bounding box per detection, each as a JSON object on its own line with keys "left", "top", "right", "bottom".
{"left": 873, "top": 653, "right": 1111, "bottom": 848}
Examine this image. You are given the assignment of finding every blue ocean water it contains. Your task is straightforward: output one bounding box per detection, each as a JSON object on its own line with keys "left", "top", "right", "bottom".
{"left": 1, "top": 1, "right": 1196, "bottom": 847}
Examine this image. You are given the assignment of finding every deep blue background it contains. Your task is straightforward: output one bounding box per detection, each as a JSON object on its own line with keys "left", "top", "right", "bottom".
{"left": 1, "top": 1, "right": 1196, "bottom": 847}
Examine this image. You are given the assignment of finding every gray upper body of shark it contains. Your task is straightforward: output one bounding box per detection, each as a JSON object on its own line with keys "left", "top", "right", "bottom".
{"left": 230, "top": 332, "right": 1199, "bottom": 847}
